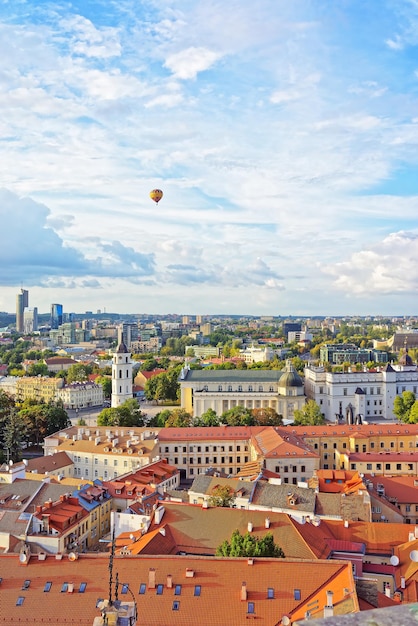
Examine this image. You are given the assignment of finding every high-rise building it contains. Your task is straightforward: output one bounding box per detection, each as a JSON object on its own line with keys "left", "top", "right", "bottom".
{"left": 24, "top": 307, "right": 38, "bottom": 334}
{"left": 50, "top": 303, "right": 63, "bottom": 329}
{"left": 16, "top": 289, "right": 29, "bottom": 333}
{"left": 118, "top": 322, "right": 139, "bottom": 349}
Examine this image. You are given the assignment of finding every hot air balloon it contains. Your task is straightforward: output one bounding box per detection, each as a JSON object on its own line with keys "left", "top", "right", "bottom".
{"left": 150, "top": 189, "right": 163, "bottom": 204}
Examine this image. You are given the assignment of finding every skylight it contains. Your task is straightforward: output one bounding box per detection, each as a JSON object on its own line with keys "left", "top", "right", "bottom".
{"left": 294, "top": 589, "right": 301, "bottom": 601}
{"left": 44, "top": 582, "right": 52, "bottom": 592}
{"left": 174, "top": 585, "right": 182, "bottom": 595}
{"left": 172, "top": 601, "right": 180, "bottom": 611}
{"left": 121, "top": 584, "right": 129, "bottom": 595}
{"left": 79, "top": 582, "right": 87, "bottom": 593}
{"left": 16, "top": 597, "right": 25, "bottom": 606}
{"left": 194, "top": 585, "right": 201, "bottom": 597}
{"left": 139, "top": 583, "right": 146, "bottom": 595}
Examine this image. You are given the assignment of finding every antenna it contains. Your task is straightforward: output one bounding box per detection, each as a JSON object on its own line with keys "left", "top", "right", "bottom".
{"left": 108, "top": 526, "right": 115, "bottom": 605}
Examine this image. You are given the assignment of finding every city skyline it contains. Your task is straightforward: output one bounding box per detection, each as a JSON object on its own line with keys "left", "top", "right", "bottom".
{"left": 1, "top": 1, "right": 418, "bottom": 316}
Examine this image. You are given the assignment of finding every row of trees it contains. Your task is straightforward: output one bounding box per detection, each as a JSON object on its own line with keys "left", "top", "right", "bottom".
{"left": 140, "top": 401, "right": 325, "bottom": 428}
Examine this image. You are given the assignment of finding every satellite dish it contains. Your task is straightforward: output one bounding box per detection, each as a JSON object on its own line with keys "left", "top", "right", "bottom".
{"left": 410, "top": 550, "right": 418, "bottom": 562}
{"left": 19, "top": 553, "right": 27, "bottom": 563}
{"left": 68, "top": 552, "right": 77, "bottom": 561}
{"left": 390, "top": 555, "right": 399, "bottom": 566}
{"left": 282, "top": 617, "right": 291, "bottom": 626}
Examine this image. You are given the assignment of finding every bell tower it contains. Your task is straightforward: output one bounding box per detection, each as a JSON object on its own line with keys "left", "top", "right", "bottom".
{"left": 111, "top": 341, "right": 133, "bottom": 407}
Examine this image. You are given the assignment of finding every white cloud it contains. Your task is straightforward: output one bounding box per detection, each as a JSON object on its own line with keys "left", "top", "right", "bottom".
{"left": 164, "top": 47, "right": 222, "bottom": 79}
{"left": 322, "top": 232, "right": 418, "bottom": 296}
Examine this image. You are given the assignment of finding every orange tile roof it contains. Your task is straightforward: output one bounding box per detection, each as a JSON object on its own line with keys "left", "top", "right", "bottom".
{"left": 0, "top": 553, "right": 358, "bottom": 624}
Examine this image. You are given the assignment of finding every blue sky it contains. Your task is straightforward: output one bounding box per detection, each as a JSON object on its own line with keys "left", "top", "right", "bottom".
{"left": 1, "top": 0, "right": 418, "bottom": 316}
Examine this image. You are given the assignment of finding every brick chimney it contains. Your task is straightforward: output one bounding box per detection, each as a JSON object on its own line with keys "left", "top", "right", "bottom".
{"left": 148, "top": 568, "right": 156, "bottom": 589}
{"left": 240, "top": 582, "right": 247, "bottom": 601}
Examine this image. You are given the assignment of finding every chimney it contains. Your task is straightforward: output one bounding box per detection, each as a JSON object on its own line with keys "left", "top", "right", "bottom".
{"left": 240, "top": 582, "right": 247, "bottom": 601}
{"left": 265, "top": 517, "right": 270, "bottom": 529}
{"left": 247, "top": 522, "right": 253, "bottom": 533}
{"left": 67, "top": 582, "right": 74, "bottom": 594}
{"left": 401, "top": 577, "right": 406, "bottom": 589}
{"left": 166, "top": 574, "right": 173, "bottom": 589}
{"left": 323, "top": 590, "right": 334, "bottom": 618}
{"left": 148, "top": 568, "right": 156, "bottom": 589}
{"left": 185, "top": 568, "right": 195, "bottom": 578}
{"left": 385, "top": 586, "right": 391, "bottom": 598}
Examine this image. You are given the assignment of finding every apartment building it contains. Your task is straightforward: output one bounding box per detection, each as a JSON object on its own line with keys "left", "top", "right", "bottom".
{"left": 16, "top": 376, "right": 64, "bottom": 403}
{"left": 44, "top": 427, "right": 161, "bottom": 481}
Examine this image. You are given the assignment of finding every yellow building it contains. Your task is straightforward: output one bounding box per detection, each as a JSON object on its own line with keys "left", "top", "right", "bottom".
{"left": 16, "top": 376, "right": 64, "bottom": 403}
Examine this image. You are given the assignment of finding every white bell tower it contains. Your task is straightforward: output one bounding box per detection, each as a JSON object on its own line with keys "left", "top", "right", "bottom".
{"left": 111, "top": 341, "right": 133, "bottom": 407}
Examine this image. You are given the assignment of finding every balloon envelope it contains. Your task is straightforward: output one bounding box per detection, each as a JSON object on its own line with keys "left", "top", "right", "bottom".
{"left": 150, "top": 189, "right": 163, "bottom": 204}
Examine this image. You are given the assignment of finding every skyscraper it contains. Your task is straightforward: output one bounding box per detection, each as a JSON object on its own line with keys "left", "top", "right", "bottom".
{"left": 50, "top": 303, "right": 63, "bottom": 329}
{"left": 24, "top": 307, "right": 38, "bottom": 334}
{"left": 16, "top": 289, "right": 29, "bottom": 333}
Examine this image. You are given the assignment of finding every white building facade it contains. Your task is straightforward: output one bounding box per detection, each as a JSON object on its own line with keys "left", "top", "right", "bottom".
{"left": 304, "top": 361, "right": 418, "bottom": 422}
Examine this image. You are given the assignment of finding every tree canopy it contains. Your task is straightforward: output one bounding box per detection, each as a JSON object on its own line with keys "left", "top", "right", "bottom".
{"left": 208, "top": 485, "right": 235, "bottom": 508}
{"left": 293, "top": 400, "right": 325, "bottom": 425}
{"left": 216, "top": 530, "right": 285, "bottom": 558}
{"left": 393, "top": 391, "right": 416, "bottom": 423}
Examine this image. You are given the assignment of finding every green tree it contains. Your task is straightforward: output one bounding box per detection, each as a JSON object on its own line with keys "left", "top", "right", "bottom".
{"left": 194, "top": 408, "right": 220, "bottom": 427}
{"left": 66, "top": 363, "right": 92, "bottom": 383}
{"left": 96, "top": 375, "right": 112, "bottom": 398}
{"left": 216, "top": 530, "right": 284, "bottom": 558}
{"left": 293, "top": 400, "right": 325, "bottom": 425}
{"left": 208, "top": 484, "right": 235, "bottom": 508}
{"left": 408, "top": 401, "right": 418, "bottom": 424}
{"left": 393, "top": 391, "right": 416, "bottom": 423}
{"left": 4, "top": 409, "right": 28, "bottom": 462}
{"left": 252, "top": 407, "right": 283, "bottom": 426}
{"left": 97, "top": 407, "right": 119, "bottom": 426}
{"left": 164, "top": 408, "right": 193, "bottom": 427}
{"left": 222, "top": 405, "right": 254, "bottom": 426}
{"left": 27, "top": 363, "right": 49, "bottom": 377}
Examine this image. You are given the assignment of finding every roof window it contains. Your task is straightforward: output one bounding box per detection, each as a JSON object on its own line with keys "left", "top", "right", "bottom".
{"left": 194, "top": 585, "right": 201, "bottom": 597}
{"left": 44, "top": 582, "right": 52, "bottom": 592}
{"left": 16, "top": 597, "right": 25, "bottom": 606}
{"left": 139, "top": 583, "right": 146, "bottom": 595}
{"left": 172, "top": 601, "right": 180, "bottom": 611}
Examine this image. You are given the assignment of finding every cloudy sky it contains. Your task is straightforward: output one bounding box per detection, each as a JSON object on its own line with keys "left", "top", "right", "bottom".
{"left": 1, "top": 0, "right": 418, "bottom": 317}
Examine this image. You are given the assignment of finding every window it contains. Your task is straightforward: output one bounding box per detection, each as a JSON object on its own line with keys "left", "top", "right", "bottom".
{"left": 96, "top": 598, "right": 104, "bottom": 608}
{"left": 194, "top": 585, "right": 201, "bottom": 596}
{"left": 267, "top": 588, "right": 274, "bottom": 599}
{"left": 385, "top": 464, "right": 391, "bottom": 470}
{"left": 79, "top": 582, "right": 87, "bottom": 593}
{"left": 121, "top": 584, "right": 129, "bottom": 595}
{"left": 173, "top": 601, "right": 180, "bottom": 611}
{"left": 156, "top": 584, "right": 164, "bottom": 595}
{"left": 323, "top": 443, "right": 328, "bottom": 449}
{"left": 343, "top": 388, "right": 347, "bottom": 396}
{"left": 247, "top": 602, "right": 255, "bottom": 614}
{"left": 175, "top": 585, "right": 182, "bottom": 595}
{"left": 218, "top": 385, "right": 222, "bottom": 391}
{"left": 44, "top": 582, "right": 52, "bottom": 592}
{"left": 294, "top": 589, "right": 301, "bottom": 601}
{"left": 376, "top": 463, "right": 381, "bottom": 470}
{"left": 139, "top": 583, "right": 146, "bottom": 595}
{"left": 16, "top": 597, "right": 25, "bottom": 606}
{"left": 22, "top": 580, "right": 30, "bottom": 590}
{"left": 351, "top": 464, "right": 356, "bottom": 470}
{"left": 367, "top": 463, "right": 372, "bottom": 470}
{"left": 397, "top": 464, "right": 402, "bottom": 470}
{"left": 61, "top": 583, "right": 68, "bottom": 593}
